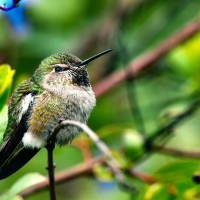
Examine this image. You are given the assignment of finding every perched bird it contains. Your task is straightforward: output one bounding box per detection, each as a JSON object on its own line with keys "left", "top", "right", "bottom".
{"left": 0, "top": 49, "right": 112, "bottom": 179}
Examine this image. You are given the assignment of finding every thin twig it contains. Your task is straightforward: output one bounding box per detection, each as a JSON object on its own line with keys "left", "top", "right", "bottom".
{"left": 154, "top": 146, "right": 200, "bottom": 159}
{"left": 20, "top": 157, "right": 103, "bottom": 197}
{"left": 20, "top": 155, "right": 156, "bottom": 198}
{"left": 117, "top": 34, "right": 146, "bottom": 136}
{"left": 54, "top": 120, "right": 135, "bottom": 192}
{"left": 20, "top": 144, "right": 200, "bottom": 197}
{"left": 129, "top": 169, "right": 157, "bottom": 184}
{"left": 22, "top": 119, "right": 137, "bottom": 198}
{"left": 146, "top": 98, "right": 200, "bottom": 145}
{"left": 46, "top": 144, "right": 56, "bottom": 200}
{"left": 45, "top": 122, "right": 63, "bottom": 200}
{"left": 93, "top": 17, "right": 200, "bottom": 97}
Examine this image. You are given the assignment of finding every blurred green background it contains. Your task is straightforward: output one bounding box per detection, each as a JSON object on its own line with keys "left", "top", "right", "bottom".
{"left": 1, "top": 0, "right": 200, "bottom": 199}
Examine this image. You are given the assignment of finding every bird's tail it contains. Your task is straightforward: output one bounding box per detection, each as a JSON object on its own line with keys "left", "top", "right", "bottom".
{"left": 0, "top": 143, "right": 39, "bottom": 180}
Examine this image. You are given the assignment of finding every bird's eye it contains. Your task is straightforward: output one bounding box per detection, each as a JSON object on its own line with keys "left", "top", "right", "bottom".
{"left": 55, "top": 66, "right": 62, "bottom": 72}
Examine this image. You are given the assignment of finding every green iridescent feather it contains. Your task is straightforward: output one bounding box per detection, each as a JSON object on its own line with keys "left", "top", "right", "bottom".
{"left": 2, "top": 79, "right": 44, "bottom": 143}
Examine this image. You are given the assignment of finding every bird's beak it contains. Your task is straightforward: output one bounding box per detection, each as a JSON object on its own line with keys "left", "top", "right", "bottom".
{"left": 76, "top": 49, "right": 113, "bottom": 67}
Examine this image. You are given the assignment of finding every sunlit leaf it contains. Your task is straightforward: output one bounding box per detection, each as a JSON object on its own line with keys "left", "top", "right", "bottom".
{"left": 0, "top": 105, "right": 8, "bottom": 145}
{"left": 93, "top": 163, "right": 113, "bottom": 182}
{"left": 167, "top": 34, "right": 200, "bottom": 95}
{"left": 183, "top": 186, "right": 200, "bottom": 199}
{"left": 0, "top": 194, "right": 23, "bottom": 200}
{"left": 143, "top": 183, "right": 169, "bottom": 200}
{"left": 5, "top": 173, "right": 46, "bottom": 199}
{"left": 0, "top": 64, "right": 15, "bottom": 111}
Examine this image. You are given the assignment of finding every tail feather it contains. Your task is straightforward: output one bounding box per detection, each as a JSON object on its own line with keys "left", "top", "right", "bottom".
{"left": 0, "top": 147, "right": 39, "bottom": 180}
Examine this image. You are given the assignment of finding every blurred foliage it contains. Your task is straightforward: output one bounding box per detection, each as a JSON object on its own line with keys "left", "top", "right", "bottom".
{"left": 0, "top": 0, "right": 200, "bottom": 200}
{"left": 168, "top": 33, "right": 200, "bottom": 96}
{"left": 0, "top": 173, "right": 46, "bottom": 200}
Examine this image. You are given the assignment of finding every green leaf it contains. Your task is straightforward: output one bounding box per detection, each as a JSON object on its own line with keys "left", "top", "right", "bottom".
{"left": 93, "top": 163, "right": 113, "bottom": 182}
{"left": 4, "top": 173, "right": 46, "bottom": 200}
{"left": 168, "top": 34, "right": 200, "bottom": 77}
{"left": 0, "top": 64, "right": 15, "bottom": 111}
{"left": 167, "top": 34, "right": 200, "bottom": 95}
{"left": 0, "top": 105, "right": 8, "bottom": 145}
{"left": 183, "top": 186, "right": 200, "bottom": 199}
{"left": 0, "top": 194, "right": 23, "bottom": 200}
{"left": 143, "top": 183, "right": 169, "bottom": 200}
{"left": 155, "top": 160, "right": 200, "bottom": 182}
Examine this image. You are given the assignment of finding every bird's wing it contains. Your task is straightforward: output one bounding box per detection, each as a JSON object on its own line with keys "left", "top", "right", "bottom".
{"left": 0, "top": 80, "right": 42, "bottom": 179}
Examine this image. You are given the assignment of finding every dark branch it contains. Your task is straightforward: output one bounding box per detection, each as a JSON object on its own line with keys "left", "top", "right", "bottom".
{"left": 20, "top": 155, "right": 157, "bottom": 197}
{"left": 20, "top": 157, "right": 104, "bottom": 197}
{"left": 46, "top": 144, "right": 56, "bottom": 200}
{"left": 93, "top": 18, "right": 200, "bottom": 97}
{"left": 45, "top": 120, "right": 64, "bottom": 200}
{"left": 54, "top": 120, "right": 136, "bottom": 192}
{"left": 154, "top": 146, "right": 200, "bottom": 159}
{"left": 146, "top": 98, "right": 200, "bottom": 145}
{"left": 21, "top": 120, "right": 136, "bottom": 197}
{"left": 20, "top": 139, "right": 200, "bottom": 198}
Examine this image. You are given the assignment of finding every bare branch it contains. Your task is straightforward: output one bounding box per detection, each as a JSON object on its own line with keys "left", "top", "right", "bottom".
{"left": 20, "top": 157, "right": 103, "bottom": 197}
{"left": 45, "top": 119, "right": 67, "bottom": 200}
{"left": 52, "top": 120, "right": 135, "bottom": 191}
{"left": 129, "top": 169, "right": 157, "bottom": 184}
{"left": 93, "top": 18, "right": 200, "bottom": 97}
{"left": 21, "top": 139, "right": 200, "bottom": 197}
{"left": 46, "top": 145, "right": 56, "bottom": 200}
{"left": 154, "top": 146, "right": 200, "bottom": 159}
{"left": 146, "top": 98, "right": 200, "bottom": 144}
{"left": 20, "top": 155, "right": 155, "bottom": 197}
{"left": 45, "top": 121, "right": 63, "bottom": 200}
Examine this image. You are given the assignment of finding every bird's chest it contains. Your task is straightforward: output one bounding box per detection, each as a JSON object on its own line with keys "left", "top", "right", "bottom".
{"left": 28, "top": 89, "right": 95, "bottom": 138}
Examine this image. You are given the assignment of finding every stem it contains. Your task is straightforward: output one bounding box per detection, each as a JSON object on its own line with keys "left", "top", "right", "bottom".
{"left": 46, "top": 145, "right": 56, "bottom": 200}
{"left": 46, "top": 130, "right": 58, "bottom": 200}
{"left": 52, "top": 120, "right": 135, "bottom": 192}
{"left": 20, "top": 157, "right": 103, "bottom": 197}
{"left": 117, "top": 35, "right": 146, "bottom": 135}
{"left": 147, "top": 98, "right": 200, "bottom": 145}
{"left": 20, "top": 144, "right": 200, "bottom": 197}
{"left": 154, "top": 145, "right": 200, "bottom": 159}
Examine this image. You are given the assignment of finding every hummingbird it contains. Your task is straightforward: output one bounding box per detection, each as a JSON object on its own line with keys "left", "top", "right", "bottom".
{"left": 0, "top": 49, "right": 112, "bottom": 180}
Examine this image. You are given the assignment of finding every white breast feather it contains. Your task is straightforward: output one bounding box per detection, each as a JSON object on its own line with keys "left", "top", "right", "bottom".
{"left": 18, "top": 93, "right": 34, "bottom": 123}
